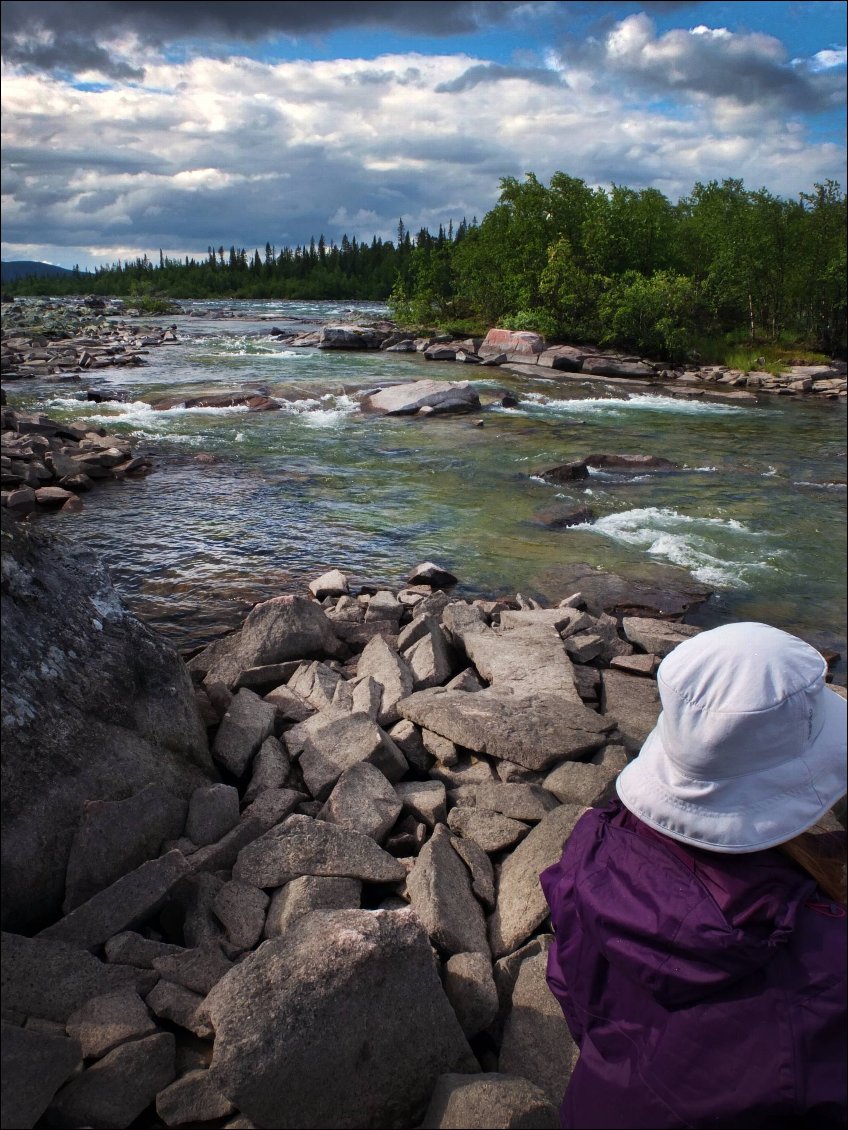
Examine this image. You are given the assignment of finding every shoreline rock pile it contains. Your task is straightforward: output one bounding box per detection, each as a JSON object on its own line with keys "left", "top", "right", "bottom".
{"left": 1, "top": 406, "right": 153, "bottom": 515}
{"left": 1, "top": 528, "right": 727, "bottom": 1129}
{"left": 1, "top": 297, "right": 179, "bottom": 382}
{"left": 276, "top": 324, "right": 848, "bottom": 401}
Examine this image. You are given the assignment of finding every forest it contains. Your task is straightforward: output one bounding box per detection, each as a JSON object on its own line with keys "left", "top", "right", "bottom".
{"left": 7, "top": 173, "right": 846, "bottom": 362}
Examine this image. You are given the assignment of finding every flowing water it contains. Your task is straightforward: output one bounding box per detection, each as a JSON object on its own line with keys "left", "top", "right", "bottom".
{"left": 10, "top": 300, "right": 847, "bottom": 678}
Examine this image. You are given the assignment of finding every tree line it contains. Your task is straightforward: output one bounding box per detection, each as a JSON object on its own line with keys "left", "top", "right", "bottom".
{"left": 7, "top": 174, "right": 845, "bottom": 359}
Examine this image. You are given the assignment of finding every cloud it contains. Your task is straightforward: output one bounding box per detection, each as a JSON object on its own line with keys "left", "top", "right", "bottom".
{"left": 557, "top": 12, "right": 846, "bottom": 116}
{"left": 1, "top": 1, "right": 535, "bottom": 78}
{"left": 435, "top": 62, "right": 565, "bottom": 92}
{"left": 1, "top": 47, "right": 844, "bottom": 270}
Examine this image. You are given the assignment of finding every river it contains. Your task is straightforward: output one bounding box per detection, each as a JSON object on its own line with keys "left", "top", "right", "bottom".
{"left": 11, "top": 299, "right": 847, "bottom": 680}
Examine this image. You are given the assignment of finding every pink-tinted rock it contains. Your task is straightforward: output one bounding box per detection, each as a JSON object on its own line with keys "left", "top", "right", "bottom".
{"left": 478, "top": 329, "right": 546, "bottom": 361}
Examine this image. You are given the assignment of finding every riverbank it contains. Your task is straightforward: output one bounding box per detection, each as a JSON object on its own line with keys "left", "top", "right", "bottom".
{"left": 4, "top": 505, "right": 843, "bottom": 1128}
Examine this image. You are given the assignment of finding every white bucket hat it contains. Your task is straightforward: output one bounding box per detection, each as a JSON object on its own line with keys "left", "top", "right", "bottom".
{"left": 616, "top": 622, "right": 847, "bottom": 853}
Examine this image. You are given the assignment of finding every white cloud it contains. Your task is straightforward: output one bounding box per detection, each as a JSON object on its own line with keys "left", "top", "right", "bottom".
{"left": 1, "top": 41, "right": 845, "bottom": 269}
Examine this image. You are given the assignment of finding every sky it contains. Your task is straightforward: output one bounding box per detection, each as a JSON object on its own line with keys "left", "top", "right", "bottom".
{"left": 1, "top": 0, "right": 845, "bottom": 271}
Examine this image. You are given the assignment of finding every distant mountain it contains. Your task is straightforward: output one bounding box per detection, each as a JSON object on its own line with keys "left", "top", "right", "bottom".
{"left": 1, "top": 260, "right": 81, "bottom": 283}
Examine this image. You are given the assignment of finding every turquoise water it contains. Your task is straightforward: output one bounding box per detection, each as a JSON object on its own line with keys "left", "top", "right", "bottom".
{"left": 9, "top": 300, "right": 847, "bottom": 676}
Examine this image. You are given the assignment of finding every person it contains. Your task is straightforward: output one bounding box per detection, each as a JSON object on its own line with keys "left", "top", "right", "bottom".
{"left": 541, "top": 622, "right": 847, "bottom": 1130}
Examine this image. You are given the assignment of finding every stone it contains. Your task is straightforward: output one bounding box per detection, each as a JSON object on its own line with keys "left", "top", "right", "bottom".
{"left": 406, "top": 825, "right": 490, "bottom": 956}
{"left": 0, "top": 1024, "right": 81, "bottom": 1128}
{"left": 104, "top": 931, "right": 182, "bottom": 968}
{"left": 38, "top": 851, "right": 191, "bottom": 952}
{"left": 153, "top": 945, "right": 234, "bottom": 996}
{"left": 240, "top": 788, "right": 303, "bottom": 831}
{"left": 387, "top": 719, "right": 433, "bottom": 772}
{"left": 498, "top": 948, "right": 578, "bottom": 1106}
{"left": 233, "top": 813, "right": 406, "bottom": 888}
{"left": 318, "top": 763, "right": 402, "bottom": 842}
{"left": 186, "top": 784, "right": 240, "bottom": 846}
{"left": 533, "top": 503, "right": 594, "bottom": 529}
{"left": 48, "top": 1035, "right": 171, "bottom": 1128}
{"left": 478, "top": 329, "right": 545, "bottom": 361}
{"left": 65, "top": 988, "right": 155, "bottom": 1059}
{"left": 233, "top": 660, "right": 302, "bottom": 692}
{"left": 610, "top": 652, "right": 661, "bottom": 676}
{"left": 288, "top": 660, "right": 344, "bottom": 709}
{"left": 562, "top": 632, "right": 604, "bottom": 663}
{"left": 445, "top": 667, "right": 486, "bottom": 692}
{"left": 492, "top": 936, "right": 552, "bottom": 1035}
{"left": 543, "top": 748, "right": 626, "bottom": 808}
{"left": 420, "top": 1072, "right": 559, "bottom": 1129}
{"left": 581, "top": 357, "right": 655, "bottom": 379}
{"left": 1, "top": 511, "right": 213, "bottom": 933}
{"left": 299, "top": 712, "right": 407, "bottom": 801}
{"left": 308, "top": 569, "right": 349, "bottom": 599}
{"left": 538, "top": 460, "right": 590, "bottom": 485}
{"left": 447, "top": 808, "right": 530, "bottom": 853}
{"left": 146, "top": 980, "right": 212, "bottom": 1038}
{"left": 429, "top": 754, "right": 497, "bottom": 788}
{"left": 264, "top": 875, "right": 362, "bottom": 938}
{"left": 534, "top": 562, "right": 711, "bottom": 621}
{"left": 450, "top": 782, "right": 559, "bottom": 822}
{"left": 537, "top": 344, "right": 590, "bottom": 371}
{"left": 156, "top": 1068, "right": 236, "bottom": 1126}
{"left": 424, "top": 728, "right": 459, "bottom": 766}
{"left": 356, "top": 634, "right": 414, "bottom": 725}
{"left": 621, "top": 616, "right": 702, "bottom": 657}
{"left": 600, "top": 669, "right": 662, "bottom": 753}
{"left": 213, "top": 882, "right": 269, "bottom": 950}
{"left": 443, "top": 952, "right": 499, "bottom": 1039}
{"left": 361, "top": 380, "right": 481, "bottom": 415}
{"left": 187, "top": 817, "right": 266, "bottom": 876}
{"left": 211, "top": 689, "right": 277, "bottom": 778}
{"left": 399, "top": 688, "right": 612, "bottom": 772}
{"left": 317, "top": 325, "right": 389, "bottom": 349}
{"left": 450, "top": 836, "right": 496, "bottom": 909}
{"left": 195, "top": 595, "right": 344, "bottom": 689}
{"left": 584, "top": 453, "right": 677, "bottom": 472}
{"left": 63, "top": 785, "right": 188, "bottom": 913}
{"left": 395, "top": 780, "right": 447, "bottom": 827}
{"left": 407, "top": 561, "right": 459, "bottom": 588}
{"left": 263, "top": 683, "right": 313, "bottom": 723}
{"left": 179, "top": 874, "right": 227, "bottom": 949}
{"left": 206, "top": 909, "right": 474, "bottom": 1129}
{"left": 34, "top": 485, "right": 74, "bottom": 505}
{"left": 405, "top": 624, "right": 454, "bottom": 689}
{"left": 489, "top": 805, "right": 586, "bottom": 958}
{"left": 365, "top": 589, "right": 403, "bottom": 623}
{"left": 243, "top": 736, "right": 291, "bottom": 802}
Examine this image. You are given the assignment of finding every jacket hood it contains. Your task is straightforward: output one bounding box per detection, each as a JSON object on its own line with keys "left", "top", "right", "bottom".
{"left": 557, "top": 804, "right": 814, "bottom": 1009}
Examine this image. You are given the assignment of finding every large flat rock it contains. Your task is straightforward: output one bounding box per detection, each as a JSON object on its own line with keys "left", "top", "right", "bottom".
{"left": 0, "top": 1025, "right": 82, "bottom": 1130}
{"left": 360, "top": 380, "right": 481, "bottom": 416}
{"left": 206, "top": 908, "right": 475, "bottom": 1128}
{"left": 399, "top": 688, "right": 612, "bottom": 771}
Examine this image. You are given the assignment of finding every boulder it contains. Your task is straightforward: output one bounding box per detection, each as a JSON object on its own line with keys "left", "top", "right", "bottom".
{"left": 360, "top": 380, "right": 481, "bottom": 416}
{"left": 308, "top": 569, "right": 349, "bottom": 599}
{"left": 451, "top": 836, "right": 496, "bottom": 909}
{"left": 406, "top": 825, "right": 490, "bottom": 956}
{"left": 194, "top": 595, "right": 344, "bottom": 689}
{"left": 240, "top": 787, "right": 303, "bottom": 830}
{"left": 534, "top": 563, "right": 712, "bottom": 620}
{"left": 206, "top": 909, "right": 474, "bottom": 1128}
{"left": 65, "top": 988, "right": 156, "bottom": 1059}
{"left": 317, "top": 325, "right": 389, "bottom": 350}
{"left": 581, "top": 357, "right": 655, "bottom": 379}
{"left": 533, "top": 503, "right": 594, "bottom": 528}
{"left": 447, "top": 807, "right": 530, "bottom": 853}
{"left": 153, "top": 944, "right": 234, "bottom": 995}
{"left": 47, "top": 1030, "right": 176, "bottom": 1130}
{"left": 38, "top": 851, "right": 191, "bottom": 952}
{"left": 405, "top": 623, "right": 454, "bottom": 689}
{"left": 243, "top": 735, "right": 291, "bottom": 802}
{"left": 420, "top": 1073, "right": 558, "bottom": 1129}
{"left": 489, "top": 805, "right": 586, "bottom": 958}
{"left": 537, "top": 345, "right": 590, "bottom": 372}
{"left": 542, "top": 744, "right": 628, "bottom": 807}
{"left": 318, "top": 763, "right": 402, "bottom": 842}
{"left": 299, "top": 712, "right": 408, "bottom": 800}
{"left": 407, "top": 561, "right": 458, "bottom": 587}
{"left": 264, "top": 875, "right": 362, "bottom": 938}
{"left": 537, "top": 460, "right": 589, "bottom": 485}
{"left": 478, "top": 329, "right": 546, "bottom": 361}
{"left": 443, "top": 952, "right": 499, "bottom": 1039}
{"left": 1, "top": 511, "right": 213, "bottom": 932}
{"left": 621, "top": 616, "right": 701, "bottom": 657}
{"left": 399, "top": 688, "right": 612, "bottom": 772}
{"left": 63, "top": 785, "right": 187, "bottom": 913}
{"left": 104, "top": 931, "right": 182, "bottom": 969}
{"left": 356, "top": 634, "right": 415, "bottom": 725}
{"left": 584, "top": 453, "right": 678, "bottom": 473}
{"left": 395, "top": 780, "right": 447, "bottom": 828}
{"left": 145, "top": 981, "right": 211, "bottom": 1038}
{"left": 156, "top": 1069, "right": 236, "bottom": 1127}
{"left": 233, "top": 813, "right": 406, "bottom": 888}
{"left": 0, "top": 1025, "right": 83, "bottom": 1130}
{"left": 212, "top": 881, "right": 269, "bottom": 950}
{"left": 211, "top": 689, "right": 277, "bottom": 777}
{"left": 186, "top": 784, "right": 240, "bottom": 846}
{"left": 498, "top": 948, "right": 578, "bottom": 1106}
{"left": 450, "top": 782, "right": 559, "bottom": 822}
{"left": 600, "top": 669, "right": 662, "bottom": 753}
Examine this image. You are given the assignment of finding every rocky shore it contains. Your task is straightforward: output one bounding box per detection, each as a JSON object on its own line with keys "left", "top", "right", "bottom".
{"left": 2, "top": 497, "right": 845, "bottom": 1128}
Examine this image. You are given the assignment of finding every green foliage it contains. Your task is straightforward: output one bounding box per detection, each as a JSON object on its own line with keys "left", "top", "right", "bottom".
{"left": 598, "top": 271, "right": 699, "bottom": 361}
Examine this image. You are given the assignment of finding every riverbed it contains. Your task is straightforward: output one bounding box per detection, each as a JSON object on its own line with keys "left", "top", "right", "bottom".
{"left": 8, "top": 299, "right": 847, "bottom": 677}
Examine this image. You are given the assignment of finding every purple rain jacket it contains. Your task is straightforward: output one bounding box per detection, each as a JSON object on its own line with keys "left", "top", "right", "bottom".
{"left": 540, "top": 801, "right": 847, "bottom": 1130}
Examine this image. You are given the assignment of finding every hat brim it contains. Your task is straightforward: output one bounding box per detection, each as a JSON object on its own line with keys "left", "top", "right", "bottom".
{"left": 616, "top": 685, "right": 847, "bottom": 853}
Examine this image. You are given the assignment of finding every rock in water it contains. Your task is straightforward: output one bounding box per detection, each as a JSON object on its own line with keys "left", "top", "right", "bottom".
{"left": 0, "top": 510, "right": 214, "bottom": 932}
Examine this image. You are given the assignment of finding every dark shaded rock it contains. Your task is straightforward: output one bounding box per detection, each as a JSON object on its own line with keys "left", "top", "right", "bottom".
{"left": 0, "top": 1024, "right": 82, "bottom": 1130}
{"left": 395, "top": 780, "right": 447, "bottom": 827}
{"left": 581, "top": 357, "right": 655, "bottom": 379}
{"left": 451, "top": 836, "right": 496, "bottom": 910}
{"left": 1, "top": 511, "right": 213, "bottom": 933}
{"left": 533, "top": 562, "right": 712, "bottom": 620}
{"left": 48, "top": 1030, "right": 176, "bottom": 1129}
{"left": 213, "top": 881, "right": 269, "bottom": 950}
{"left": 537, "top": 460, "right": 589, "bottom": 485}
{"left": 538, "top": 345, "right": 591, "bottom": 372}
{"left": 407, "top": 561, "right": 458, "bottom": 588}
{"left": 186, "top": 784, "right": 240, "bottom": 846}
{"left": 156, "top": 1068, "right": 236, "bottom": 1127}
{"left": 533, "top": 503, "right": 594, "bottom": 529}
{"left": 420, "top": 1072, "right": 559, "bottom": 1129}
{"left": 63, "top": 785, "right": 187, "bottom": 913}
{"left": 443, "top": 953, "right": 499, "bottom": 1039}
{"left": 600, "top": 669, "right": 662, "bottom": 754}
{"left": 104, "top": 930, "right": 183, "bottom": 969}
{"left": 206, "top": 908, "right": 474, "bottom": 1129}
{"left": 65, "top": 988, "right": 156, "bottom": 1059}
{"left": 154, "top": 944, "right": 234, "bottom": 996}
{"left": 264, "top": 875, "right": 362, "bottom": 938}
{"left": 145, "top": 980, "right": 212, "bottom": 1038}
{"left": 211, "top": 689, "right": 277, "bottom": 778}
{"left": 38, "top": 851, "right": 191, "bottom": 952}
{"left": 584, "top": 452, "right": 678, "bottom": 472}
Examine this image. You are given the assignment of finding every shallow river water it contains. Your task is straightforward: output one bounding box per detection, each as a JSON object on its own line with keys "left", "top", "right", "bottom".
{"left": 12, "top": 299, "right": 847, "bottom": 678}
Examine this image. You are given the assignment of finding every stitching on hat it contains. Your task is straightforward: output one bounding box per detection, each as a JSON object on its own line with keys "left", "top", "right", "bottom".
{"left": 660, "top": 672, "right": 823, "bottom": 717}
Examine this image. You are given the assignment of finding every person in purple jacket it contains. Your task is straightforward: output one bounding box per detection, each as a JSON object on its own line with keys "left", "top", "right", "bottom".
{"left": 541, "top": 622, "right": 847, "bottom": 1130}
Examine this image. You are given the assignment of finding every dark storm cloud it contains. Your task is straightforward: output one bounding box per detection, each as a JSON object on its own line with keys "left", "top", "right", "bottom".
{"left": 1, "top": 1, "right": 535, "bottom": 77}
{"left": 435, "top": 63, "right": 566, "bottom": 93}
